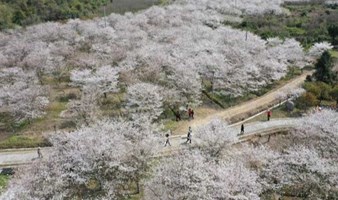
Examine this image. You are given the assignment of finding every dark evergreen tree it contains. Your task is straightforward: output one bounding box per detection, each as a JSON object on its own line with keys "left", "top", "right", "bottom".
{"left": 328, "top": 24, "right": 338, "bottom": 46}
{"left": 313, "top": 51, "right": 335, "bottom": 84}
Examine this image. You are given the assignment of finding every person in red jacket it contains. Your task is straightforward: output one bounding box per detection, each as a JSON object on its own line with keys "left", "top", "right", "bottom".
{"left": 267, "top": 110, "right": 272, "bottom": 121}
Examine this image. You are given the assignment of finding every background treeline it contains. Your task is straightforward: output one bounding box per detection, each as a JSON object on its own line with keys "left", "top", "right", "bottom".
{"left": 0, "top": 0, "right": 109, "bottom": 30}
{"left": 229, "top": 2, "right": 338, "bottom": 48}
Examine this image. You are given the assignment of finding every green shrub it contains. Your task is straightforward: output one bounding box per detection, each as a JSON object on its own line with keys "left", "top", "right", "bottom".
{"left": 330, "top": 86, "right": 338, "bottom": 104}
{"left": 59, "top": 92, "right": 77, "bottom": 102}
{"left": 304, "top": 82, "right": 321, "bottom": 97}
{"left": 0, "top": 3, "right": 13, "bottom": 30}
{"left": 59, "top": 120, "right": 77, "bottom": 129}
{"left": 317, "top": 82, "right": 332, "bottom": 100}
{"left": 296, "top": 92, "right": 319, "bottom": 109}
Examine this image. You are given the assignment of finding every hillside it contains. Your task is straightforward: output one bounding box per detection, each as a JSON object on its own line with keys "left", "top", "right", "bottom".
{"left": 0, "top": 0, "right": 338, "bottom": 199}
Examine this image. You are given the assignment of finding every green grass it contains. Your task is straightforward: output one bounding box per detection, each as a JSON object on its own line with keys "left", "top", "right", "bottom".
{"left": 0, "top": 135, "right": 50, "bottom": 149}
{"left": 127, "top": 193, "right": 142, "bottom": 200}
{"left": 163, "top": 119, "right": 180, "bottom": 132}
{"left": 320, "top": 100, "right": 337, "bottom": 107}
{"left": 330, "top": 50, "right": 338, "bottom": 59}
{"left": 286, "top": 26, "right": 306, "bottom": 35}
{"left": 100, "top": 0, "right": 160, "bottom": 15}
{"left": 247, "top": 106, "right": 303, "bottom": 123}
{"left": 0, "top": 174, "right": 10, "bottom": 193}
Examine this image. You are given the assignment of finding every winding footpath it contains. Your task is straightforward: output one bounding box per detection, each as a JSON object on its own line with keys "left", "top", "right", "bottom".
{"left": 0, "top": 118, "right": 299, "bottom": 167}
{"left": 173, "top": 71, "right": 311, "bottom": 134}
{"left": 0, "top": 72, "right": 311, "bottom": 167}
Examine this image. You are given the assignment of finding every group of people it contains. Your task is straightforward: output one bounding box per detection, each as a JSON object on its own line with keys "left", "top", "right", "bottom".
{"left": 188, "top": 108, "right": 194, "bottom": 120}
{"left": 175, "top": 107, "right": 195, "bottom": 122}
{"left": 167, "top": 109, "right": 274, "bottom": 146}
{"left": 164, "top": 126, "right": 192, "bottom": 147}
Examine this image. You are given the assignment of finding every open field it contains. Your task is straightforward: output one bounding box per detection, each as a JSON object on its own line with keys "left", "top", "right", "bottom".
{"left": 100, "top": 0, "right": 160, "bottom": 15}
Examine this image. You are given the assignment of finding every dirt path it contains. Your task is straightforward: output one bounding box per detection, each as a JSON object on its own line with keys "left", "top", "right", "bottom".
{"left": 173, "top": 71, "right": 312, "bottom": 135}
{"left": 0, "top": 119, "right": 298, "bottom": 167}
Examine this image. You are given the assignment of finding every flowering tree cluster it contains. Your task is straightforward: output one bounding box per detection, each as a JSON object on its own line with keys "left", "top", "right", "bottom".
{"left": 284, "top": 0, "right": 338, "bottom": 4}
{"left": 62, "top": 65, "right": 120, "bottom": 125}
{"left": 146, "top": 111, "right": 338, "bottom": 199}
{"left": 307, "top": 42, "right": 333, "bottom": 59}
{"left": 70, "top": 65, "right": 120, "bottom": 97}
{"left": 262, "top": 146, "right": 337, "bottom": 198}
{"left": 126, "top": 83, "right": 164, "bottom": 121}
{"left": 145, "top": 150, "right": 262, "bottom": 200}
{"left": 1, "top": 119, "right": 161, "bottom": 200}
{"left": 275, "top": 87, "right": 306, "bottom": 102}
{"left": 62, "top": 85, "right": 101, "bottom": 126}
{"left": 193, "top": 118, "right": 238, "bottom": 159}
{"left": 256, "top": 110, "right": 338, "bottom": 198}
{"left": 0, "top": 67, "right": 49, "bottom": 122}
{"left": 0, "top": 0, "right": 307, "bottom": 111}
{"left": 1, "top": 111, "right": 337, "bottom": 199}
{"left": 290, "top": 109, "right": 338, "bottom": 157}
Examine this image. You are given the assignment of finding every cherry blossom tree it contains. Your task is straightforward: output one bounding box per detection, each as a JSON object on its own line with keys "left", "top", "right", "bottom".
{"left": 1, "top": 119, "right": 161, "bottom": 200}
{"left": 194, "top": 118, "right": 238, "bottom": 159}
{"left": 231, "top": 145, "right": 279, "bottom": 171}
{"left": 167, "top": 67, "right": 202, "bottom": 106}
{"left": 70, "top": 65, "right": 120, "bottom": 97}
{"left": 0, "top": 67, "right": 49, "bottom": 122}
{"left": 126, "top": 83, "right": 164, "bottom": 121}
{"left": 276, "top": 87, "right": 306, "bottom": 102}
{"left": 262, "top": 146, "right": 338, "bottom": 198}
{"left": 290, "top": 109, "right": 338, "bottom": 157}
{"left": 307, "top": 42, "right": 333, "bottom": 59}
{"left": 62, "top": 85, "right": 101, "bottom": 126}
{"left": 144, "top": 150, "right": 262, "bottom": 200}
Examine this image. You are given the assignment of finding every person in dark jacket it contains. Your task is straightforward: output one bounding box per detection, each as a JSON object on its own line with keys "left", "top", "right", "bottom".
{"left": 186, "top": 127, "right": 192, "bottom": 144}
{"left": 164, "top": 132, "right": 171, "bottom": 147}
{"left": 240, "top": 123, "right": 245, "bottom": 135}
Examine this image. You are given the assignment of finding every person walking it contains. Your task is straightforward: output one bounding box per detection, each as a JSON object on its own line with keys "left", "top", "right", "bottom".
{"left": 191, "top": 109, "right": 194, "bottom": 119}
{"left": 188, "top": 108, "right": 192, "bottom": 120}
{"left": 164, "top": 132, "right": 171, "bottom": 147}
{"left": 37, "top": 147, "right": 42, "bottom": 158}
{"left": 175, "top": 111, "right": 181, "bottom": 121}
{"left": 267, "top": 110, "right": 272, "bottom": 121}
{"left": 186, "top": 127, "right": 192, "bottom": 144}
{"left": 240, "top": 123, "right": 245, "bottom": 135}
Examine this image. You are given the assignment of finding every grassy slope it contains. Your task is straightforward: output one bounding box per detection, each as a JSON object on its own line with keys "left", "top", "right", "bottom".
{"left": 227, "top": 3, "right": 338, "bottom": 48}
{"left": 0, "top": 75, "right": 73, "bottom": 148}
{"left": 0, "top": 175, "right": 10, "bottom": 194}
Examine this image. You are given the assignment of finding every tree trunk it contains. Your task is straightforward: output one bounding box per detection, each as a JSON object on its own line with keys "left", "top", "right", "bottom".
{"left": 169, "top": 106, "right": 178, "bottom": 116}
{"left": 136, "top": 180, "right": 140, "bottom": 194}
